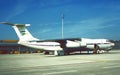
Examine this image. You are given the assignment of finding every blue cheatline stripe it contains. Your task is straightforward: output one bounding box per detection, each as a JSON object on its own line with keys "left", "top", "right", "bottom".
{"left": 28, "top": 44, "right": 60, "bottom": 46}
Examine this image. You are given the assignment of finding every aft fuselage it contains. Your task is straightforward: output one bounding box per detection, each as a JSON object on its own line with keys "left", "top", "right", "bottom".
{"left": 18, "top": 41, "right": 63, "bottom": 51}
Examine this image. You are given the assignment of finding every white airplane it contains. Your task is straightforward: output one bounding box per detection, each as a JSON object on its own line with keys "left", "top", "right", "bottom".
{"left": 1, "top": 22, "right": 115, "bottom": 56}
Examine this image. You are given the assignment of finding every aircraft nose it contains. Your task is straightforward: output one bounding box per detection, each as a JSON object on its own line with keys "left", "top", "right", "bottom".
{"left": 111, "top": 43, "right": 115, "bottom": 46}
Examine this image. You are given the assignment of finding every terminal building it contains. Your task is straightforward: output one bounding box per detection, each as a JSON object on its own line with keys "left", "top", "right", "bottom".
{"left": 0, "top": 40, "right": 41, "bottom": 54}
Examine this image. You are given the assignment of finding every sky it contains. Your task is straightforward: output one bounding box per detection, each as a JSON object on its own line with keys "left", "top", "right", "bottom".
{"left": 0, "top": 0, "right": 120, "bottom": 40}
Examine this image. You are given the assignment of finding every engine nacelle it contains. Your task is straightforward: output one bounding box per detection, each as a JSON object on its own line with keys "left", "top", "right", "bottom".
{"left": 66, "top": 40, "right": 80, "bottom": 47}
{"left": 80, "top": 42, "right": 87, "bottom": 47}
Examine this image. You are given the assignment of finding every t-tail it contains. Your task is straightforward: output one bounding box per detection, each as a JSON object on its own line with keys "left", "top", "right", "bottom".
{"left": 1, "top": 22, "right": 39, "bottom": 42}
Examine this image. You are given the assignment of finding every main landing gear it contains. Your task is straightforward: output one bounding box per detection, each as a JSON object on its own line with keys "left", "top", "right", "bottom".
{"left": 93, "top": 44, "right": 104, "bottom": 54}
{"left": 54, "top": 50, "right": 65, "bottom": 56}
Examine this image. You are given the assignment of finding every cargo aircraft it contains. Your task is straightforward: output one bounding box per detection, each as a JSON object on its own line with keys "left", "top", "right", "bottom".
{"left": 1, "top": 22, "right": 115, "bottom": 56}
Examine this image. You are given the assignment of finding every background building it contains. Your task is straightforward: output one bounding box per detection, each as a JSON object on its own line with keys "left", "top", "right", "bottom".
{"left": 0, "top": 40, "right": 41, "bottom": 54}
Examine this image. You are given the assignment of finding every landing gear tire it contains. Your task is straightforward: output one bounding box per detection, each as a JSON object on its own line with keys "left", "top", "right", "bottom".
{"left": 96, "top": 49, "right": 100, "bottom": 54}
{"left": 100, "top": 50, "right": 105, "bottom": 53}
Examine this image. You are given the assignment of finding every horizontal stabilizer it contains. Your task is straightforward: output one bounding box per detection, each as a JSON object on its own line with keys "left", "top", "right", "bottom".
{"left": 0, "top": 22, "right": 30, "bottom": 26}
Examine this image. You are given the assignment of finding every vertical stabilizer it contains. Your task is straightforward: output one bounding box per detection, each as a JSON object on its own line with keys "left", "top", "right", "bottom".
{"left": 1, "top": 22, "right": 39, "bottom": 42}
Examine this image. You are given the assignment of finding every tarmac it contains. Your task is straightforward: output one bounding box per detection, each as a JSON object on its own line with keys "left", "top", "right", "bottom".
{"left": 0, "top": 49, "right": 120, "bottom": 75}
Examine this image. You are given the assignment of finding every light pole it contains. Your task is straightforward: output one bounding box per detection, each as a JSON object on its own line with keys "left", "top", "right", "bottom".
{"left": 62, "top": 14, "right": 64, "bottom": 39}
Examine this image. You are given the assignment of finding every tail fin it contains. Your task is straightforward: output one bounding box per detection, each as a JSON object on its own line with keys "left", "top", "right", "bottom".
{"left": 1, "top": 22, "right": 39, "bottom": 42}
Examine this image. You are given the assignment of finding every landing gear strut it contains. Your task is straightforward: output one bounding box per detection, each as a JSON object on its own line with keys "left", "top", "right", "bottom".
{"left": 93, "top": 44, "right": 100, "bottom": 54}
{"left": 54, "top": 50, "right": 64, "bottom": 56}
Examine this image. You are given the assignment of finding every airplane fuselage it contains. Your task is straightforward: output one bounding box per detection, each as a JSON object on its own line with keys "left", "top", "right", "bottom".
{"left": 19, "top": 38, "right": 114, "bottom": 52}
